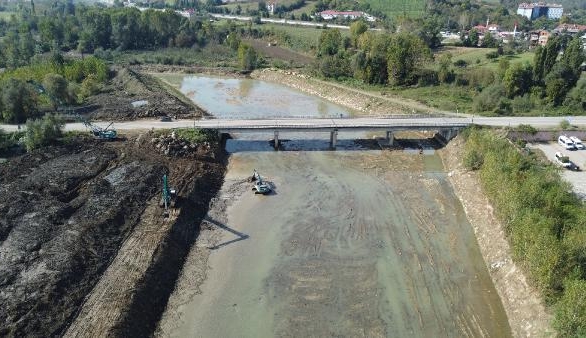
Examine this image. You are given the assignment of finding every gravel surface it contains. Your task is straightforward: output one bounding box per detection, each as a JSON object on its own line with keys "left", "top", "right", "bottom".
{"left": 529, "top": 142, "right": 586, "bottom": 200}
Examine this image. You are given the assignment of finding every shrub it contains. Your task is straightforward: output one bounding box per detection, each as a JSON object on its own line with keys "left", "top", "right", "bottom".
{"left": 415, "top": 69, "right": 438, "bottom": 86}
{"left": 472, "top": 83, "right": 505, "bottom": 113}
{"left": 24, "top": 114, "right": 64, "bottom": 151}
{"left": 511, "top": 94, "right": 534, "bottom": 114}
{"left": 486, "top": 51, "right": 499, "bottom": 59}
{"left": 554, "top": 279, "right": 586, "bottom": 337}
{"left": 559, "top": 119, "right": 571, "bottom": 130}
{"left": 463, "top": 148, "right": 484, "bottom": 170}
{"left": 516, "top": 124, "right": 537, "bottom": 135}
{"left": 454, "top": 59, "right": 468, "bottom": 68}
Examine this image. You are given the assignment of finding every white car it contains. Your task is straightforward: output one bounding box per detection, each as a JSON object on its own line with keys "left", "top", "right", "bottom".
{"left": 555, "top": 152, "right": 580, "bottom": 171}
{"left": 558, "top": 135, "right": 577, "bottom": 150}
{"left": 569, "top": 136, "right": 584, "bottom": 150}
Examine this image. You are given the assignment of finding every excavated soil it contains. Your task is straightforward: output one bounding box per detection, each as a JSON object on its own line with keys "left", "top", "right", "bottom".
{"left": 0, "top": 132, "right": 226, "bottom": 337}
{"left": 85, "top": 67, "right": 206, "bottom": 121}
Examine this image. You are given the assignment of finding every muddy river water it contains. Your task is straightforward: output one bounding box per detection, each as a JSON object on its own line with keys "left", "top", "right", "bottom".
{"left": 156, "top": 75, "right": 511, "bottom": 337}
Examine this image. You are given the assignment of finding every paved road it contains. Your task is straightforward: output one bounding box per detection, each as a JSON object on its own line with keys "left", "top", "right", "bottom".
{"left": 1, "top": 116, "right": 585, "bottom": 133}
{"left": 210, "top": 14, "right": 355, "bottom": 30}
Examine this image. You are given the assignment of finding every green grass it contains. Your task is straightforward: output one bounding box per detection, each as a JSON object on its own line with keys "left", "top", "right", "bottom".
{"left": 0, "top": 11, "right": 16, "bottom": 20}
{"left": 438, "top": 47, "right": 534, "bottom": 71}
{"left": 173, "top": 128, "right": 219, "bottom": 143}
{"left": 109, "top": 46, "right": 238, "bottom": 67}
{"left": 260, "top": 23, "right": 348, "bottom": 53}
{"left": 359, "top": 0, "right": 425, "bottom": 18}
{"left": 390, "top": 84, "right": 476, "bottom": 113}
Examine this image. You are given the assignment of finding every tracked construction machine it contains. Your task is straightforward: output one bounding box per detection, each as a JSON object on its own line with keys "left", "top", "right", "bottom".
{"left": 161, "top": 174, "right": 177, "bottom": 217}
{"left": 251, "top": 169, "right": 272, "bottom": 195}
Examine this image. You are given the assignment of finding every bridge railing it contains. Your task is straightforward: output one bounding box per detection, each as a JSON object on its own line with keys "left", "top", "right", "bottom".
{"left": 199, "top": 113, "right": 444, "bottom": 120}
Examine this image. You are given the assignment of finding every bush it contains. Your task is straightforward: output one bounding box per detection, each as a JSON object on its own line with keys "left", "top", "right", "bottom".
{"left": 415, "top": 69, "right": 438, "bottom": 86}
{"left": 516, "top": 124, "right": 538, "bottom": 135}
{"left": 454, "top": 59, "right": 468, "bottom": 68}
{"left": 511, "top": 94, "right": 534, "bottom": 114}
{"left": 486, "top": 51, "right": 499, "bottom": 59}
{"left": 463, "top": 148, "right": 484, "bottom": 170}
{"left": 24, "top": 114, "right": 64, "bottom": 151}
{"left": 559, "top": 119, "right": 571, "bottom": 130}
{"left": 473, "top": 83, "right": 505, "bottom": 113}
{"left": 465, "top": 129, "right": 586, "bottom": 335}
{"left": 553, "top": 279, "right": 586, "bottom": 337}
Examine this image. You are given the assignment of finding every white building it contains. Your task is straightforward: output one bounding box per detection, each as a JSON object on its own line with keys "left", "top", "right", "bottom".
{"left": 517, "top": 3, "right": 563, "bottom": 20}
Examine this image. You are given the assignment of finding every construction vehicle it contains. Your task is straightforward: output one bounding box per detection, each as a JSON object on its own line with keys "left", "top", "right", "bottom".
{"left": 28, "top": 80, "right": 117, "bottom": 140}
{"left": 251, "top": 169, "right": 272, "bottom": 195}
{"left": 82, "top": 119, "right": 117, "bottom": 140}
{"left": 160, "top": 174, "right": 177, "bottom": 216}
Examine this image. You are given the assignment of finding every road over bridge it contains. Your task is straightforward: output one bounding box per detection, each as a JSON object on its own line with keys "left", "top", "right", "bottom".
{"left": 2, "top": 116, "right": 586, "bottom": 147}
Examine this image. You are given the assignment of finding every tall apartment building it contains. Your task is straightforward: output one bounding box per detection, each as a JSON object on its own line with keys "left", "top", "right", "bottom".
{"left": 517, "top": 3, "right": 563, "bottom": 20}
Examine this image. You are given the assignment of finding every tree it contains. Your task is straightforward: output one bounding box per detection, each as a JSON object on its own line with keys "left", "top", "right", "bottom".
{"left": 0, "top": 79, "right": 37, "bottom": 123}
{"left": 545, "top": 63, "right": 578, "bottom": 106}
{"left": 563, "top": 79, "right": 586, "bottom": 111}
{"left": 42, "top": 73, "right": 68, "bottom": 108}
{"left": 349, "top": 20, "right": 368, "bottom": 48}
{"left": 237, "top": 43, "right": 257, "bottom": 71}
{"left": 503, "top": 63, "right": 532, "bottom": 98}
{"left": 317, "top": 29, "right": 342, "bottom": 57}
{"left": 24, "top": 113, "right": 64, "bottom": 152}
{"left": 226, "top": 32, "right": 240, "bottom": 50}
{"left": 469, "top": 29, "right": 479, "bottom": 47}
{"left": 438, "top": 53, "right": 454, "bottom": 83}
{"left": 386, "top": 33, "right": 432, "bottom": 86}
{"left": 533, "top": 36, "right": 561, "bottom": 84}
{"left": 561, "top": 37, "right": 585, "bottom": 68}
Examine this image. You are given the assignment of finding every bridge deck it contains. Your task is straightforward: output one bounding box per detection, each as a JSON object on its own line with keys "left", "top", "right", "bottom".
{"left": 191, "top": 117, "right": 471, "bottom": 132}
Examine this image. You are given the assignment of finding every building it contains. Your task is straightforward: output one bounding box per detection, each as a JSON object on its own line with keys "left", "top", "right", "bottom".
{"left": 554, "top": 23, "right": 586, "bottom": 35}
{"left": 318, "top": 10, "right": 375, "bottom": 22}
{"left": 517, "top": 3, "right": 563, "bottom": 20}
{"left": 528, "top": 30, "right": 550, "bottom": 47}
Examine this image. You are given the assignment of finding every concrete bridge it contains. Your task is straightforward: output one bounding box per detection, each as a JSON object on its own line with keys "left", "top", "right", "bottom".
{"left": 192, "top": 117, "right": 469, "bottom": 149}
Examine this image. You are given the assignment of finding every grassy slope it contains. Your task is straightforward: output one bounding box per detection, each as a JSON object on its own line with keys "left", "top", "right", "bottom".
{"left": 360, "top": 0, "right": 425, "bottom": 18}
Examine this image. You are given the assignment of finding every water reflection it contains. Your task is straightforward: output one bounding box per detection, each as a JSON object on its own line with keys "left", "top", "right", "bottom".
{"left": 178, "top": 75, "right": 354, "bottom": 119}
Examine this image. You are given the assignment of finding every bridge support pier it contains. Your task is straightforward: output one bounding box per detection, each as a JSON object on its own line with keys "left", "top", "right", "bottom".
{"left": 330, "top": 129, "right": 338, "bottom": 149}
{"left": 386, "top": 131, "right": 394, "bottom": 146}
{"left": 273, "top": 131, "right": 279, "bottom": 150}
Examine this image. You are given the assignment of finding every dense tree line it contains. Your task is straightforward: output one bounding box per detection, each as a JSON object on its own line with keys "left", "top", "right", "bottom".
{"left": 463, "top": 128, "right": 586, "bottom": 337}
{"left": 315, "top": 24, "right": 432, "bottom": 86}
{"left": 0, "top": 56, "right": 108, "bottom": 123}
{"left": 0, "top": 5, "right": 221, "bottom": 68}
{"left": 471, "top": 35, "right": 585, "bottom": 114}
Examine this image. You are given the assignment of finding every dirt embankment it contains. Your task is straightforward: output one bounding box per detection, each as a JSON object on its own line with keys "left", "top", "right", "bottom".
{"left": 0, "top": 132, "right": 227, "bottom": 337}
{"left": 86, "top": 67, "right": 206, "bottom": 121}
{"left": 439, "top": 136, "right": 554, "bottom": 337}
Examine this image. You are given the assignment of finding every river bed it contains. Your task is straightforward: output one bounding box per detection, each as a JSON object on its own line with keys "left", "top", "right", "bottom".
{"left": 155, "top": 74, "right": 511, "bottom": 337}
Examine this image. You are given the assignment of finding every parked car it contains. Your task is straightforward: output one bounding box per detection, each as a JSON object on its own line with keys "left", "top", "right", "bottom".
{"left": 555, "top": 152, "right": 580, "bottom": 171}
{"left": 160, "top": 116, "right": 172, "bottom": 122}
{"left": 558, "top": 135, "right": 576, "bottom": 150}
{"left": 569, "top": 136, "right": 584, "bottom": 150}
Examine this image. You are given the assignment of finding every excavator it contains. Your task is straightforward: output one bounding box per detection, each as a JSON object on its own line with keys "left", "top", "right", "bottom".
{"left": 251, "top": 169, "right": 271, "bottom": 195}
{"left": 27, "top": 80, "right": 117, "bottom": 140}
{"left": 161, "top": 174, "right": 177, "bottom": 217}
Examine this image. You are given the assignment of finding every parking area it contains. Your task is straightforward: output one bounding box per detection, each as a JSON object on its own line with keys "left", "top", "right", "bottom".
{"left": 530, "top": 142, "right": 586, "bottom": 200}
